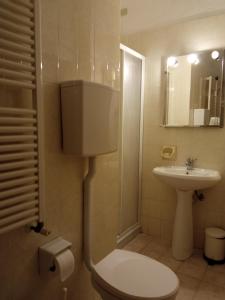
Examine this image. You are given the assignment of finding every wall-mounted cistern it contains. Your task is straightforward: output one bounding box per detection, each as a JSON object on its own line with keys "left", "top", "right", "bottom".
{"left": 153, "top": 164, "right": 221, "bottom": 260}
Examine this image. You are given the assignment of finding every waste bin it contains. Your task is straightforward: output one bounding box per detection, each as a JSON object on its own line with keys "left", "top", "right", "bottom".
{"left": 204, "top": 227, "right": 225, "bottom": 264}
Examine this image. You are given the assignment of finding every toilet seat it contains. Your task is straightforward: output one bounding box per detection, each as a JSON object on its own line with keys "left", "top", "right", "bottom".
{"left": 92, "top": 249, "right": 179, "bottom": 300}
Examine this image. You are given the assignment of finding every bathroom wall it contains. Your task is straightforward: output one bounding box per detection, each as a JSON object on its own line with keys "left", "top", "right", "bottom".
{"left": 122, "top": 13, "right": 225, "bottom": 248}
{"left": 0, "top": 1, "right": 120, "bottom": 300}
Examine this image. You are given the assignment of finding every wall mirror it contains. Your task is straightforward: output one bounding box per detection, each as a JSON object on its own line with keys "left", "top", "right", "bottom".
{"left": 163, "top": 49, "right": 225, "bottom": 127}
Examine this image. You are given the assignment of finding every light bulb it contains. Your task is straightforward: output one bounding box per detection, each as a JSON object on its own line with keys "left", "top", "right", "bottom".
{"left": 211, "top": 50, "right": 220, "bottom": 60}
{"left": 194, "top": 58, "right": 200, "bottom": 65}
{"left": 187, "top": 53, "right": 198, "bottom": 64}
{"left": 167, "top": 56, "right": 178, "bottom": 67}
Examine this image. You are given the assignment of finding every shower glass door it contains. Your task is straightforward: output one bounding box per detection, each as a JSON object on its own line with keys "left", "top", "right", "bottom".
{"left": 118, "top": 45, "right": 144, "bottom": 243}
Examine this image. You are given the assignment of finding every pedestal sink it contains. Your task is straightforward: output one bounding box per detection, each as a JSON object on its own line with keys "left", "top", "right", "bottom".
{"left": 153, "top": 166, "right": 221, "bottom": 260}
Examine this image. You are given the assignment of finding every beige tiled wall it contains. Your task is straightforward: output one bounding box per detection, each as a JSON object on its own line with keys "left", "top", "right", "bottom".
{"left": 0, "top": 1, "right": 120, "bottom": 300}
{"left": 122, "top": 13, "right": 225, "bottom": 248}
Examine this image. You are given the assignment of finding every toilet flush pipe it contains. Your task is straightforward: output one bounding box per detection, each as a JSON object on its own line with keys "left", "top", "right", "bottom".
{"left": 62, "top": 287, "right": 68, "bottom": 300}
{"left": 83, "top": 157, "right": 96, "bottom": 271}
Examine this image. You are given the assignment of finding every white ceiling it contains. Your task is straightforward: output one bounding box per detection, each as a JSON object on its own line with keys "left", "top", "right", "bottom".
{"left": 121, "top": 0, "right": 225, "bottom": 35}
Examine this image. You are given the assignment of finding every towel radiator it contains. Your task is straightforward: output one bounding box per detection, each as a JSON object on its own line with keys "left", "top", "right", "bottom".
{"left": 0, "top": 0, "right": 44, "bottom": 234}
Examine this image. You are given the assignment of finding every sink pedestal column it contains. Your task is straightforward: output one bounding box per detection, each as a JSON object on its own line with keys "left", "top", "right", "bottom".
{"left": 172, "top": 190, "right": 193, "bottom": 260}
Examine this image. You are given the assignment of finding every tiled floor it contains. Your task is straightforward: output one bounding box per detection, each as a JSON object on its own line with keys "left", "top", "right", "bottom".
{"left": 123, "top": 234, "right": 225, "bottom": 300}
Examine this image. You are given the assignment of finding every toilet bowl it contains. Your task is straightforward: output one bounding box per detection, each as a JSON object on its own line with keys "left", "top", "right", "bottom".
{"left": 83, "top": 158, "right": 179, "bottom": 300}
{"left": 91, "top": 249, "right": 179, "bottom": 300}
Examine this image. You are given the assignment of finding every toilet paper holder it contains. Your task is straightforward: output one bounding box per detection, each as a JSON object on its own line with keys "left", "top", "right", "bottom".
{"left": 39, "top": 237, "right": 72, "bottom": 277}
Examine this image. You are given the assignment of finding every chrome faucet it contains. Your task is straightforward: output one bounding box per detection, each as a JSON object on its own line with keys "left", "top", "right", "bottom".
{"left": 185, "top": 157, "right": 197, "bottom": 171}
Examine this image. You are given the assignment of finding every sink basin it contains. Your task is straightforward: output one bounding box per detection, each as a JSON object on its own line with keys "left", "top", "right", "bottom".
{"left": 152, "top": 165, "right": 221, "bottom": 260}
{"left": 153, "top": 166, "right": 221, "bottom": 191}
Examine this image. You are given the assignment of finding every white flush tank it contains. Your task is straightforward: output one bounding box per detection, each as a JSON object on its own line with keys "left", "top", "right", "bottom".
{"left": 60, "top": 80, "right": 119, "bottom": 156}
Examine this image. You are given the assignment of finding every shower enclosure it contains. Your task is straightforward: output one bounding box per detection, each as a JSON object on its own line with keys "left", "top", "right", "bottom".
{"left": 117, "top": 44, "right": 145, "bottom": 245}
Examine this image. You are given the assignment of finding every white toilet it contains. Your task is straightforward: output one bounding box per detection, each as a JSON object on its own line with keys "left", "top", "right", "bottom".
{"left": 91, "top": 249, "right": 179, "bottom": 300}
{"left": 82, "top": 158, "right": 179, "bottom": 300}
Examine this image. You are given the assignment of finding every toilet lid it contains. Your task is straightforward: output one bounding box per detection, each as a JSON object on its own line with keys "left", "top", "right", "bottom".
{"left": 92, "top": 249, "right": 179, "bottom": 300}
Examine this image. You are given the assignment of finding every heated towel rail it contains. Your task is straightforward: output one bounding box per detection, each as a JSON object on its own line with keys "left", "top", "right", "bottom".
{"left": 0, "top": 0, "right": 44, "bottom": 234}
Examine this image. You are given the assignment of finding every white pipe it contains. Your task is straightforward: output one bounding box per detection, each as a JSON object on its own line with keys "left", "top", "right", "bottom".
{"left": 0, "top": 168, "right": 37, "bottom": 181}
{"left": 0, "top": 175, "right": 37, "bottom": 190}
{"left": 0, "top": 126, "right": 37, "bottom": 133}
{"left": 0, "top": 144, "right": 37, "bottom": 153}
{"left": 0, "top": 192, "right": 38, "bottom": 209}
{"left": 0, "top": 78, "right": 35, "bottom": 90}
{"left": 0, "top": 49, "right": 35, "bottom": 63}
{"left": 0, "top": 57, "right": 35, "bottom": 72}
{"left": 0, "top": 216, "right": 38, "bottom": 235}
{"left": 0, "top": 0, "right": 34, "bottom": 18}
{"left": 0, "top": 38, "right": 35, "bottom": 54}
{"left": 83, "top": 157, "right": 96, "bottom": 271}
{"left": 0, "top": 107, "right": 36, "bottom": 115}
{"left": 0, "top": 152, "right": 37, "bottom": 162}
{"left": 0, "top": 160, "right": 37, "bottom": 172}
{"left": 0, "top": 200, "right": 38, "bottom": 218}
{"left": 0, "top": 135, "right": 37, "bottom": 143}
{"left": 0, "top": 18, "right": 34, "bottom": 37}
{"left": 14, "top": 0, "right": 34, "bottom": 10}
{"left": 0, "top": 207, "right": 38, "bottom": 226}
{"left": 0, "top": 28, "right": 34, "bottom": 46}
{"left": 62, "top": 287, "right": 68, "bottom": 300}
{"left": 0, "top": 116, "right": 36, "bottom": 124}
{"left": 0, "top": 8, "right": 34, "bottom": 27}
{"left": 0, "top": 184, "right": 38, "bottom": 199}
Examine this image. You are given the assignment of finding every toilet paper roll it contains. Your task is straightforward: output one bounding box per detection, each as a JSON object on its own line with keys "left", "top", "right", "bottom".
{"left": 55, "top": 249, "right": 75, "bottom": 282}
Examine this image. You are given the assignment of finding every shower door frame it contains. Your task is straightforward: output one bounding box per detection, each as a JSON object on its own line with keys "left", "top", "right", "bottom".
{"left": 117, "top": 44, "right": 145, "bottom": 246}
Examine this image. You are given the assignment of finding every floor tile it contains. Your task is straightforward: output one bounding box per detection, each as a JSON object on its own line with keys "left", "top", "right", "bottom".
{"left": 176, "top": 273, "right": 200, "bottom": 300}
{"left": 203, "top": 268, "right": 225, "bottom": 288}
{"left": 141, "top": 246, "right": 162, "bottom": 260}
{"left": 141, "top": 239, "right": 169, "bottom": 260}
{"left": 123, "top": 233, "right": 152, "bottom": 253}
{"left": 194, "top": 281, "right": 225, "bottom": 300}
{"left": 207, "top": 263, "right": 225, "bottom": 273}
{"left": 158, "top": 253, "right": 182, "bottom": 272}
{"left": 186, "top": 253, "right": 208, "bottom": 268}
{"left": 177, "top": 258, "right": 207, "bottom": 280}
{"left": 123, "top": 234, "right": 225, "bottom": 300}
